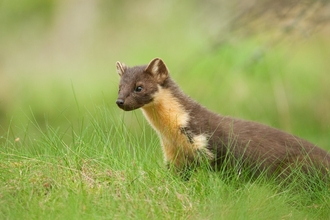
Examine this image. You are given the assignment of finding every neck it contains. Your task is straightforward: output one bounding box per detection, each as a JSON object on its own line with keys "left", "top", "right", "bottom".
{"left": 141, "top": 85, "right": 189, "bottom": 136}
{"left": 141, "top": 79, "right": 214, "bottom": 166}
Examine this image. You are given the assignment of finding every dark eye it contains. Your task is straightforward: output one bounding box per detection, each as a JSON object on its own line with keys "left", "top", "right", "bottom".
{"left": 135, "top": 86, "right": 143, "bottom": 92}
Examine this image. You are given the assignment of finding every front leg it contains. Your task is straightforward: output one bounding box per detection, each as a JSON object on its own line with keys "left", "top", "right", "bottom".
{"left": 166, "top": 160, "right": 197, "bottom": 181}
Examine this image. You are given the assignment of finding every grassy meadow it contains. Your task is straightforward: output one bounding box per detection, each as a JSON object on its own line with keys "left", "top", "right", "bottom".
{"left": 1, "top": 1, "right": 330, "bottom": 219}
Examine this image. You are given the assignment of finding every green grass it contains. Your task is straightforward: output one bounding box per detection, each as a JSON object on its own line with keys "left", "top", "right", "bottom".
{"left": 1, "top": 3, "right": 330, "bottom": 217}
{"left": 1, "top": 40, "right": 330, "bottom": 218}
{"left": 1, "top": 105, "right": 329, "bottom": 220}
{"left": 1, "top": 36, "right": 330, "bottom": 219}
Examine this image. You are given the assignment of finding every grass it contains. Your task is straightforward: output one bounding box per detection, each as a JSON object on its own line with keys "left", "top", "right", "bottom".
{"left": 1, "top": 37, "right": 330, "bottom": 219}
{"left": 1, "top": 105, "right": 329, "bottom": 220}
{"left": 1, "top": 5, "right": 330, "bottom": 217}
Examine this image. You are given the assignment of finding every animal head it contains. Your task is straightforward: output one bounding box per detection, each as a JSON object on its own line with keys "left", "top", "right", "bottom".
{"left": 116, "top": 58, "right": 169, "bottom": 111}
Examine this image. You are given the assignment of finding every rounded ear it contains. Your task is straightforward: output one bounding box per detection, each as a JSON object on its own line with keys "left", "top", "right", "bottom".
{"left": 116, "top": 61, "right": 126, "bottom": 77}
{"left": 145, "top": 58, "right": 169, "bottom": 83}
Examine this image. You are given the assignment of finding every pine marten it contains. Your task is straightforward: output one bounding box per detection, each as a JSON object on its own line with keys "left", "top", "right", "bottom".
{"left": 116, "top": 58, "right": 330, "bottom": 180}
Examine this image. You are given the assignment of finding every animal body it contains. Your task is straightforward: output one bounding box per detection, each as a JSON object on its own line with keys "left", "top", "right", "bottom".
{"left": 116, "top": 58, "right": 330, "bottom": 180}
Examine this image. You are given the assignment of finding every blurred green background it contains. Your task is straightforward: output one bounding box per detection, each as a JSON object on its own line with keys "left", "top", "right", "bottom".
{"left": 0, "top": 0, "right": 329, "bottom": 148}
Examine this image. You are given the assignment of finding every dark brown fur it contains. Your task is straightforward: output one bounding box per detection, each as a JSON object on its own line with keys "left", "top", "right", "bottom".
{"left": 116, "top": 58, "right": 330, "bottom": 181}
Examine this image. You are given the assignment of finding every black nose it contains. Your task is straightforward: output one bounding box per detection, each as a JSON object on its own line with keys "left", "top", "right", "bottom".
{"left": 116, "top": 99, "right": 124, "bottom": 106}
